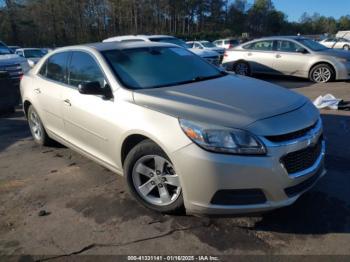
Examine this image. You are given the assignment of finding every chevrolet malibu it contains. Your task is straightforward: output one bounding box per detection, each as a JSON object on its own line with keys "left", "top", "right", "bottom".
{"left": 21, "top": 42, "right": 326, "bottom": 214}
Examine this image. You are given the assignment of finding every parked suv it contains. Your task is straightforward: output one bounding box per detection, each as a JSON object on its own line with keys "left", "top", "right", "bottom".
{"left": 21, "top": 41, "right": 325, "bottom": 214}
{"left": 0, "top": 41, "right": 30, "bottom": 102}
{"left": 103, "top": 35, "right": 221, "bottom": 66}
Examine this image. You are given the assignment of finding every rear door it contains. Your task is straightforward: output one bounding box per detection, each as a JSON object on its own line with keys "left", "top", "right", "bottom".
{"left": 36, "top": 52, "right": 70, "bottom": 137}
{"left": 242, "top": 40, "right": 276, "bottom": 73}
{"left": 272, "top": 40, "right": 310, "bottom": 76}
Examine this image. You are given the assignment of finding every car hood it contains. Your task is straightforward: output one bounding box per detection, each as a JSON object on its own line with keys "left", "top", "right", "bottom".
{"left": 189, "top": 48, "right": 219, "bottom": 57}
{"left": 0, "top": 54, "right": 26, "bottom": 65}
{"left": 317, "top": 48, "right": 350, "bottom": 59}
{"left": 133, "top": 74, "right": 308, "bottom": 129}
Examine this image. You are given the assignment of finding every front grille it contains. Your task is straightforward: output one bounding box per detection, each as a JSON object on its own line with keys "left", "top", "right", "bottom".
{"left": 211, "top": 189, "right": 267, "bottom": 205}
{"left": 281, "top": 138, "right": 322, "bottom": 174}
{"left": 284, "top": 165, "right": 323, "bottom": 197}
{"left": 0, "top": 64, "right": 23, "bottom": 86}
{"left": 266, "top": 121, "right": 318, "bottom": 142}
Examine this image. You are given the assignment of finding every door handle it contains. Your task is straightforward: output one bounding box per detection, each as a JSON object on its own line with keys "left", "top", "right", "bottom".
{"left": 34, "top": 88, "right": 41, "bottom": 94}
{"left": 63, "top": 99, "right": 71, "bottom": 106}
{"left": 276, "top": 54, "right": 281, "bottom": 58}
{"left": 247, "top": 52, "right": 253, "bottom": 56}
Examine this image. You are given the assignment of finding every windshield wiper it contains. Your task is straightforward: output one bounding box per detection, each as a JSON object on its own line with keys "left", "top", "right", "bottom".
{"left": 192, "top": 71, "right": 227, "bottom": 82}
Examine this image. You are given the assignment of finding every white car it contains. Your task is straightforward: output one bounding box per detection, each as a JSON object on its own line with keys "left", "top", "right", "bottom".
{"left": 15, "top": 48, "right": 46, "bottom": 67}
{"left": 319, "top": 38, "right": 350, "bottom": 51}
{"left": 103, "top": 35, "right": 221, "bottom": 65}
{"left": 186, "top": 41, "right": 225, "bottom": 56}
{"left": 213, "top": 39, "right": 240, "bottom": 49}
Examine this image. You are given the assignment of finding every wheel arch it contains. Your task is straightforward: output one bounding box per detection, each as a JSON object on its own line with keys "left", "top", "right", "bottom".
{"left": 309, "top": 61, "right": 337, "bottom": 79}
{"left": 23, "top": 100, "right": 32, "bottom": 118}
{"left": 120, "top": 133, "right": 170, "bottom": 168}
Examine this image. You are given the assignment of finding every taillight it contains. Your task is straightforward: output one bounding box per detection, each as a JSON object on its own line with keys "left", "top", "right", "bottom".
{"left": 228, "top": 44, "right": 233, "bottom": 49}
{"left": 224, "top": 51, "right": 228, "bottom": 57}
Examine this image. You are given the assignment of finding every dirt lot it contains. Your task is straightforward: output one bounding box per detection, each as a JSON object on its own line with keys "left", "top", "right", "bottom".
{"left": 0, "top": 76, "right": 350, "bottom": 260}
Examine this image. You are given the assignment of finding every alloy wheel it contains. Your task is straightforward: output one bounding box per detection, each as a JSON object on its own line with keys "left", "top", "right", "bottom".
{"left": 29, "top": 110, "right": 43, "bottom": 141}
{"left": 132, "top": 155, "right": 181, "bottom": 206}
{"left": 312, "top": 67, "right": 331, "bottom": 83}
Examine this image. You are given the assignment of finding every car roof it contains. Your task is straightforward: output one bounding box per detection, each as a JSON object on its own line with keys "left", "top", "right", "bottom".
{"left": 103, "top": 35, "right": 176, "bottom": 42}
{"left": 17, "top": 48, "right": 42, "bottom": 51}
{"left": 254, "top": 36, "right": 309, "bottom": 41}
{"left": 55, "top": 41, "right": 178, "bottom": 53}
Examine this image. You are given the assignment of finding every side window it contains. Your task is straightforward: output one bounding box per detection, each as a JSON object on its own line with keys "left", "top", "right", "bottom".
{"left": 46, "top": 52, "right": 70, "bottom": 83}
{"left": 249, "top": 41, "right": 274, "bottom": 51}
{"left": 187, "top": 42, "right": 194, "bottom": 48}
{"left": 39, "top": 61, "right": 47, "bottom": 77}
{"left": 276, "top": 40, "right": 302, "bottom": 53}
{"left": 68, "top": 51, "right": 105, "bottom": 88}
{"left": 216, "top": 41, "right": 222, "bottom": 46}
{"left": 194, "top": 43, "right": 201, "bottom": 49}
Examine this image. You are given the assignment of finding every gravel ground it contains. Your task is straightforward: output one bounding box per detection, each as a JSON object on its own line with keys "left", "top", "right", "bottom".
{"left": 0, "top": 76, "right": 349, "bottom": 260}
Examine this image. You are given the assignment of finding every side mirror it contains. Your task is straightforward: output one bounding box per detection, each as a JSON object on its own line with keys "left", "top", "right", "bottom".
{"left": 296, "top": 48, "right": 308, "bottom": 54}
{"left": 78, "top": 81, "right": 112, "bottom": 99}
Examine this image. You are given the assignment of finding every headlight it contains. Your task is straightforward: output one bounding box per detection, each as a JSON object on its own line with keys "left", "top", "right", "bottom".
{"left": 20, "top": 61, "right": 30, "bottom": 73}
{"left": 27, "top": 59, "right": 35, "bottom": 68}
{"left": 179, "top": 119, "right": 266, "bottom": 155}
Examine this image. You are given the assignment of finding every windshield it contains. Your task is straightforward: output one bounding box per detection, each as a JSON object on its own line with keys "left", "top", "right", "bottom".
{"left": 0, "top": 43, "right": 12, "bottom": 55}
{"left": 103, "top": 47, "right": 225, "bottom": 89}
{"left": 150, "top": 37, "right": 189, "bottom": 48}
{"left": 201, "top": 41, "right": 216, "bottom": 48}
{"left": 297, "top": 39, "right": 328, "bottom": 51}
{"left": 24, "top": 49, "right": 45, "bottom": 58}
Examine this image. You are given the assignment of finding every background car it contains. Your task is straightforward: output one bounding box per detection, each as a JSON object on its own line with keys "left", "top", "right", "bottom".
{"left": 186, "top": 41, "right": 225, "bottom": 56}
{"left": 222, "top": 36, "right": 350, "bottom": 83}
{"left": 0, "top": 71, "right": 17, "bottom": 113}
{"left": 15, "top": 48, "right": 46, "bottom": 67}
{"left": 213, "top": 38, "right": 240, "bottom": 49}
{"left": 103, "top": 35, "right": 221, "bottom": 66}
{"left": 8, "top": 45, "right": 21, "bottom": 53}
{"left": 319, "top": 37, "right": 350, "bottom": 50}
{"left": 0, "top": 41, "right": 30, "bottom": 103}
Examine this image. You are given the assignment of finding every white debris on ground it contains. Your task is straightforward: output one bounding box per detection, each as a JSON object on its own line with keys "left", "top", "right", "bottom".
{"left": 313, "top": 94, "right": 342, "bottom": 110}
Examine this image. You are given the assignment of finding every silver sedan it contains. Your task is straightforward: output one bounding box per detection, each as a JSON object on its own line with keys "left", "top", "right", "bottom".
{"left": 222, "top": 36, "right": 350, "bottom": 83}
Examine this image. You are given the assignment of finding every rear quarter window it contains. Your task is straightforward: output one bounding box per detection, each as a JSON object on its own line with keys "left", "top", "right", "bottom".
{"left": 45, "top": 52, "right": 70, "bottom": 83}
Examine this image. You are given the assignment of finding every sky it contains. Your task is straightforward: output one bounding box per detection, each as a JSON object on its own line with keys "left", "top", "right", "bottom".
{"left": 248, "top": 0, "right": 350, "bottom": 22}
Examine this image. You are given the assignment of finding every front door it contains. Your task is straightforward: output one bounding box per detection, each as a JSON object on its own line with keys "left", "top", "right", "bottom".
{"left": 61, "top": 51, "right": 116, "bottom": 167}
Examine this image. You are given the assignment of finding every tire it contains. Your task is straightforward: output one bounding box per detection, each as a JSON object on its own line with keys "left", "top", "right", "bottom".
{"left": 27, "top": 105, "right": 53, "bottom": 146}
{"left": 343, "top": 45, "right": 350, "bottom": 51}
{"left": 232, "top": 61, "right": 251, "bottom": 76}
{"left": 124, "top": 139, "right": 184, "bottom": 214}
{"left": 309, "top": 64, "right": 334, "bottom": 83}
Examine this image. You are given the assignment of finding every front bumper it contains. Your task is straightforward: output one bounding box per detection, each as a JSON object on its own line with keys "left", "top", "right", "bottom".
{"left": 172, "top": 120, "right": 326, "bottom": 215}
{"left": 336, "top": 61, "right": 350, "bottom": 80}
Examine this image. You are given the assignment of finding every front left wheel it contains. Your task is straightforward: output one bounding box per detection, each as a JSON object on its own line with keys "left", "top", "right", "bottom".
{"left": 124, "top": 139, "right": 184, "bottom": 214}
